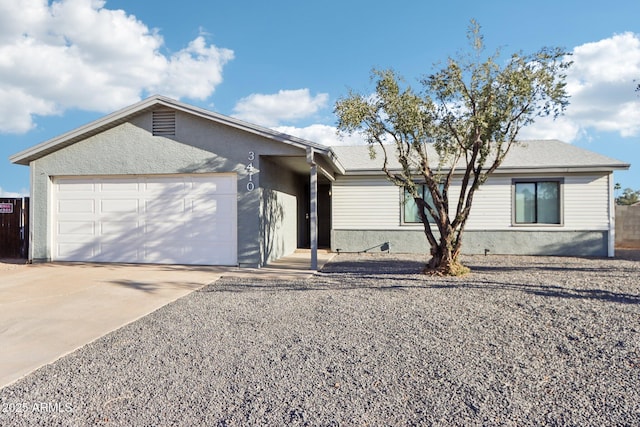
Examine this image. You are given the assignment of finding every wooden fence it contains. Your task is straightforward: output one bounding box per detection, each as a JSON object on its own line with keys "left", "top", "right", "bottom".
{"left": 0, "top": 198, "right": 29, "bottom": 258}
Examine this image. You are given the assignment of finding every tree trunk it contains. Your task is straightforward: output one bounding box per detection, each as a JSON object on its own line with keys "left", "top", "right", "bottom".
{"left": 425, "top": 229, "right": 469, "bottom": 276}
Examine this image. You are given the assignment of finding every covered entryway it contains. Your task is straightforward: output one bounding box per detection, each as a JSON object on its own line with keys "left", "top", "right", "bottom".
{"left": 52, "top": 174, "right": 237, "bottom": 265}
{"left": 260, "top": 150, "right": 335, "bottom": 269}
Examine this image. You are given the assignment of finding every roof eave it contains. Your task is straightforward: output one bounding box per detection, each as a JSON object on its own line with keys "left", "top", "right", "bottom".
{"left": 493, "top": 164, "right": 631, "bottom": 174}
{"left": 10, "top": 96, "right": 166, "bottom": 165}
{"left": 341, "top": 164, "right": 631, "bottom": 176}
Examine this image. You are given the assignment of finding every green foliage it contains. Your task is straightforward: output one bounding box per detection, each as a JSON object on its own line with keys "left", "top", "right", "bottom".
{"left": 616, "top": 188, "right": 640, "bottom": 205}
{"left": 335, "top": 20, "right": 571, "bottom": 275}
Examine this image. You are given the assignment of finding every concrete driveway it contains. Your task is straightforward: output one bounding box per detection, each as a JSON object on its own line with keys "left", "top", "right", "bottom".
{"left": 0, "top": 262, "right": 227, "bottom": 388}
{"left": 0, "top": 250, "right": 334, "bottom": 389}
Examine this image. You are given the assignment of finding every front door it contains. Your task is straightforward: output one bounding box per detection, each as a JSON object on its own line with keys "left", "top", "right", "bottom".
{"left": 302, "top": 183, "right": 331, "bottom": 249}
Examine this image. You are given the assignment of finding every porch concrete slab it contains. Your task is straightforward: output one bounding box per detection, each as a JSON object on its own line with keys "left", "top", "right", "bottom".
{"left": 0, "top": 263, "right": 225, "bottom": 389}
{"left": 228, "top": 249, "right": 336, "bottom": 280}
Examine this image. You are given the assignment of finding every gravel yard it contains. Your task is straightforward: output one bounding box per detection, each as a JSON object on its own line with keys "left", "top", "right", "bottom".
{"left": 1, "top": 253, "right": 639, "bottom": 426}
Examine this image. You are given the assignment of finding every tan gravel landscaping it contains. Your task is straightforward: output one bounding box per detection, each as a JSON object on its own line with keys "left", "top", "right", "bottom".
{"left": 1, "top": 252, "right": 638, "bottom": 426}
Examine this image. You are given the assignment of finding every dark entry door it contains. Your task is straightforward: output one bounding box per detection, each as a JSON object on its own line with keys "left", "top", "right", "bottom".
{"left": 317, "top": 184, "right": 331, "bottom": 248}
{"left": 302, "top": 184, "right": 331, "bottom": 249}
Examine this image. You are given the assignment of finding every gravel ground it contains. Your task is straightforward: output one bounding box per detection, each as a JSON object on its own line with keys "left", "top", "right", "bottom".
{"left": 1, "top": 253, "right": 639, "bottom": 426}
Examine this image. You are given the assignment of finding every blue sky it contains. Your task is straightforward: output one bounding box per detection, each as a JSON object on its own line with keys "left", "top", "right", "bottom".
{"left": 1, "top": 0, "right": 639, "bottom": 196}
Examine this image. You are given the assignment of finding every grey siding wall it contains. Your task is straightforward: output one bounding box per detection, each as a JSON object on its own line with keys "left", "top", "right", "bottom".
{"left": 30, "top": 110, "right": 306, "bottom": 267}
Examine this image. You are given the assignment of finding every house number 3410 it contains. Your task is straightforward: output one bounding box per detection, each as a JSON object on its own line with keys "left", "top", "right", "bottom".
{"left": 246, "top": 151, "right": 255, "bottom": 191}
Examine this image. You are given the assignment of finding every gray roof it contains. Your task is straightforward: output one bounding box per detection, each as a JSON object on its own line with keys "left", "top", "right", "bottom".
{"left": 331, "top": 140, "right": 630, "bottom": 174}
{"left": 9, "top": 94, "right": 628, "bottom": 177}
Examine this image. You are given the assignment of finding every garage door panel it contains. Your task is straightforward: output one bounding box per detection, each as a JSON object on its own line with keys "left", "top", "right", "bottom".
{"left": 143, "top": 179, "right": 186, "bottom": 195}
{"left": 100, "top": 221, "right": 141, "bottom": 240}
{"left": 190, "top": 175, "right": 236, "bottom": 194}
{"left": 59, "top": 220, "right": 95, "bottom": 236}
{"left": 143, "top": 221, "right": 188, "bottom": 241}
{"left": 57, "top": 181, "right": 95, "bottom": 192}
{"left": 58, "top": 199, "right": 95, "bottom": 214}
{"left": 100, "top": 199, "right": 139, "bottom": 214}
{"left": 52, "top": 175, "right": 237, "bottom": 265}
{"left": 187, "top": 202, "right": 218, "bottom": 219}
{"left": 57, "top": 242, "right": 98, "bottom": 260}
{"left": 97, "top": 243, "right": 140, "bottom": 263}
{"left": 143, "top": 244, "right": 186, "bottom": 264}
{"left": 101, "top": 180, "right": 139, "bottom": 191}
{"left": 143, "top": 198, "right": 185, "bottom": 216}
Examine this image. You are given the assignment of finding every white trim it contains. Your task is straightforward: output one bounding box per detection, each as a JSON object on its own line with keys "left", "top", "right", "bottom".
{"left": 341, "top": 165, "right": 629, "bottom": 176}
{"left": 511, "top": 178, "right": 564, "bottom": 227}
{"left": 28, "top": 164, "right": 35, "bottom": 261}
{"left": 608, "top": 173, "right": 615, "bottom": 257}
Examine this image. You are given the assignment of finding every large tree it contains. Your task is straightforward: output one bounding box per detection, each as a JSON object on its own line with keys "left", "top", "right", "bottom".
{"left": 335, "top": 21, "right": 571, "bottom": 275}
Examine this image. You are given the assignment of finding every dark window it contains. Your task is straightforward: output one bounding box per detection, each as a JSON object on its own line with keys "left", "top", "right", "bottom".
{"left": 403, "top": 184, "right": 440, "bottom": 224}
{"left": 514, "top": 180, "right": 561, "bottom": 224}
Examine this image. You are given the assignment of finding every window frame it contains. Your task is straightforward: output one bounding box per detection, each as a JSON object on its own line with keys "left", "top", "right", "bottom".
{"left": 511, "top": 178, "right": 564, "bottom": 226}
{"left": 401, "top": 183, "right": 440, "bottom": 225}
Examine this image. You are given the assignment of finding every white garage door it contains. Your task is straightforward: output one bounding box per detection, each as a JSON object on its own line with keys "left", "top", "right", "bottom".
{"left": 52, "top": 174, "right": 237, "bottom": 265}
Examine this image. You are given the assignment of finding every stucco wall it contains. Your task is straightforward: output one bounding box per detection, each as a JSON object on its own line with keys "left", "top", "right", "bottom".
{"left": 261, "top": 189, "right": 298, "bottom": 263}
{"left": 29, "top": 109, "right": 306, "bottom": 267}
{"left": 260, "top": 157, "right": 305, "bottom": 264}
{"left": 616, "top": 205, "right": 640, "bottom": 248}
{"left": 332, "top": 229, "right": 609, "bottom": 257}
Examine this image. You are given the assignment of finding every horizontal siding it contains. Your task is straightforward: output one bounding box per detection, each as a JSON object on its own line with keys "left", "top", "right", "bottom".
{"left": 467, "top": 173, "right": 611, "bottom": 230}
{"left": 463, "top": 176, "right": 512, "bottom": 230}
{"left": 333, "top": 172, "right": 611, "bottom": 231}
{"left": 332, "top": 177, "right": 400, "bottom": 229}
{"left": 564, "top": 173, "right": 609, "bottom": 229}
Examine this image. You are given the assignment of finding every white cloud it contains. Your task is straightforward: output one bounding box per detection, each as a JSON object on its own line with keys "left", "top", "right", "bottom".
{"left": 273, "top": 124, "right": 366, "bottom": 146}
{"left": 518, "top": 115, "right": 584, "bottom": 142}
{"left": 233, "top": 89, "right": 329, "bottom": 127}
{"left": 0, "top": 88, "right": 59, "bottom": 133}
{"left": 0, "top": 186, "right": 29, "bottom": 198}
{"left": 521, "top": 32, "right": 640, "bottom": 142}
{"left": 0, "top": 0, "right": 233, "bottom": 134}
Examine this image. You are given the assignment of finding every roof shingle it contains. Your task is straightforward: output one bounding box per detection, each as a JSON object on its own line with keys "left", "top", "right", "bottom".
{"left": 330, "top": 140, "right": 629, "bottom": 173}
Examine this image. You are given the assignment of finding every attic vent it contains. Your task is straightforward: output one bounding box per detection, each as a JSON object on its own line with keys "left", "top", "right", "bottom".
{"left": 152, "top": 110, "right": 176, "bottom": 136}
